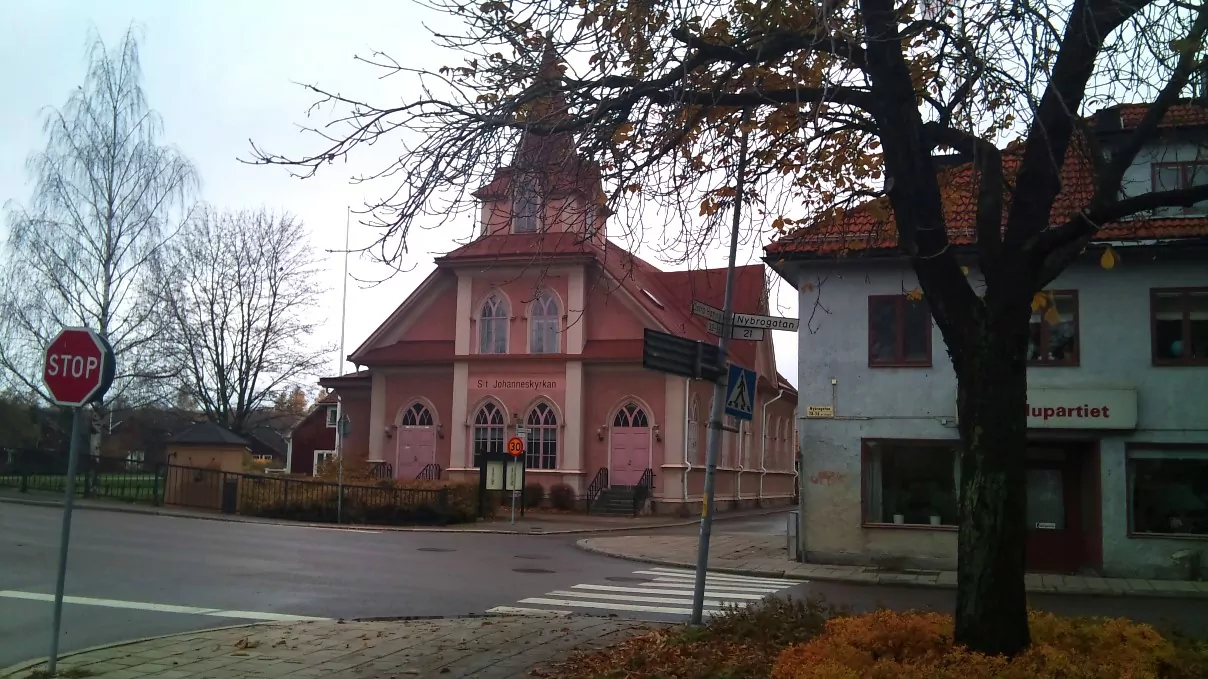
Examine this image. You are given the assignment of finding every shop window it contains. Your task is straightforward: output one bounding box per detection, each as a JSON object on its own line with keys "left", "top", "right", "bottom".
{"left": 863, "top": 440, "right": 960, "bottom": 527}
{"left": 1128, "top": 447, "right": 1208, "bottom": 536}
{"left": 525, "top": 402, "right": 558, "bottom": 470}
{"left": 1151, "top": 288, "right": 1208, "bottom": 365}
{"left": 479, "top": 294, "right": 509, "bottom": 354}
{"left": 529, "top": 292, "right": 560, "bottom": 353}
{"left": 868, "top": 295, "right": 931, "bottom": 367}
{"left": 1028, "top": 290, "right": 1079, "bottom": 366}
{"left": 472, "top": 401, "right": 505, "bottom": 467}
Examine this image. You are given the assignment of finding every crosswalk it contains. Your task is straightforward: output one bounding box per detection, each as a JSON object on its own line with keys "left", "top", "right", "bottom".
{"left": 486, "top": 567, "right": 798, "bottom": 619}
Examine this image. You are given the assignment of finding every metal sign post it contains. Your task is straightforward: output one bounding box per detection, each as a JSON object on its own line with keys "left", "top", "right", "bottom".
{"left": 42, "top": 328, "right": 115, "bottom": 676}
{"left": 690, "top": 110, "right": 752, "bottom": 626}
{"left": 506, "top": 436, "right": 525, "bottom": 524}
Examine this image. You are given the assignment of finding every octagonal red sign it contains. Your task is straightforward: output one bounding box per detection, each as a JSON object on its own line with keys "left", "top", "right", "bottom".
{"left": 43, "top": 327, "right": 116, "bottom": 407}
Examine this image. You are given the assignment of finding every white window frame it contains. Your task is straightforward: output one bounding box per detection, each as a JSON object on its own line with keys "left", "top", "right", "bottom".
{"left": 314, "top": 449, "right": 336, "bottom": 476}
{"left": 529, "top": 292, "right": 561, "bottom": 354}
{"left": 325, "top": 406, "right": 338, "bottom": 428}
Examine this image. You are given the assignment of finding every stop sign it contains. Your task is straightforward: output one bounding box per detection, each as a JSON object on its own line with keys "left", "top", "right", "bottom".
{"left": 43, "top": 327, "right": 116, "bottom": 407}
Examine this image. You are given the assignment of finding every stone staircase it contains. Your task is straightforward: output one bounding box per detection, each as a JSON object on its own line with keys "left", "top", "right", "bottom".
{"left": 590, "top": 485, "right": 638, "bottom": 516}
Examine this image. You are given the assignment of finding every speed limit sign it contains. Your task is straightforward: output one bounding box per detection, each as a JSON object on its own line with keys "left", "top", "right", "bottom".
{"left": 507, "top": 436, "right": 524, "bottom": 457}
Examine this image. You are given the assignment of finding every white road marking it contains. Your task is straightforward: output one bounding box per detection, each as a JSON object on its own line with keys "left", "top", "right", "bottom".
{"left": 0, "top": 590, "right": 328, "bottom": 622}
{"left": 490, "top": 568, "right": 799, "bottom": 619}
{"left": 570, "top": 584, "right": 769, "bottom": 599}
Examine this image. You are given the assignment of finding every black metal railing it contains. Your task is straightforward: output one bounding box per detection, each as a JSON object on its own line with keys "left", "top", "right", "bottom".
{"left": 633, "top": 468, "right": 655, "bottom": 516}
{"left": 585, "top": 467, "right": 608, "bottom": 514}
{"left": 0, "top": 449, "right": 166, "bottom": 505}
{"left": 367, "top": 461, "right": 394, "bottom": 479}
{"left": 416, "top": 463, "right": 442, "bottom": 481}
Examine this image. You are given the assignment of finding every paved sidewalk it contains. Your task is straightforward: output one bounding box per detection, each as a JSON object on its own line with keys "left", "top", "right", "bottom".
{"left": 577, "top": 534, "right": 1208, "bottom": 599}
{"left": 0, "top": 489, "right": 786, "bottom": 535}
{"left": 2, "top": 616, "right": 659, "bottom": 679}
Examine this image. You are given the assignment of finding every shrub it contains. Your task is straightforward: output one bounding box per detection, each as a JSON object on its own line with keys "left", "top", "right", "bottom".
{"left": 524, "top": 482, "right": 545, "bottom": 508}
{"left": 771, "top": 609, "right": 1202, "bottom": 679}
{"left": 549, "top": 483, "right": 576, "bottom": 510}
{"left": 235, "top": 476, "right": 484, "bottom": 526}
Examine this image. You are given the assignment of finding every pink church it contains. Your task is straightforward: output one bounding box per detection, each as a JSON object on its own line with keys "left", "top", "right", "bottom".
{"left": 295, "top": 53, "right": 798, "bottom": 514}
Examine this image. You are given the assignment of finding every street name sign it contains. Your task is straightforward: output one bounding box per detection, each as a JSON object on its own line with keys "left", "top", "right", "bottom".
{"left": 691, "top": 300, "right": 800, "bottom": 333}
{"left": 43, "top": 327, "right": 115, "bottom": 407}
{"left": 724, "top": 363, "right": 757, "bottom": 421}
{"left": 732, "top": 313, "right": 800, "bottom": 332}
{"left": 706, "top": 320, "right": 766, "bottom": 341}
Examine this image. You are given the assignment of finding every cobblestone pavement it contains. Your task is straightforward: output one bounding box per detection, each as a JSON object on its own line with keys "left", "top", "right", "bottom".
{"left": 1, "top": 616, "right": 661, "bottom": 679}
{"left": 577, "top": 534, "right": 1208, "bottom": 598}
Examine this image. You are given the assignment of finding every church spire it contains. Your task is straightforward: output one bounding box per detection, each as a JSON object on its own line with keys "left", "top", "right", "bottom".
{"left": 515, "top": 36, "right": 573, "bottom": 174}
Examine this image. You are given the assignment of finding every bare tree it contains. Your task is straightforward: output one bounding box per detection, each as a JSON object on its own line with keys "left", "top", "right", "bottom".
{"left": 249, "top": 0, "right": 1208, "bottom": 655}
{"left": 0, "top": 25, "right": 197, "bottom": 409}
{"left": 156, "top": 207, "right": 331, "bottom": 435}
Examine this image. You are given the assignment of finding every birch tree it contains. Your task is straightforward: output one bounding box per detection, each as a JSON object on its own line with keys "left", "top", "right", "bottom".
{"left": 0, "top": 26, "right": 197, "bottom": 409}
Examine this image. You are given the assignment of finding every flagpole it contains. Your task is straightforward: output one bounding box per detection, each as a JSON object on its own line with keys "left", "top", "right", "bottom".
{"left": 336, "top": 206, "right": 350, "bottom": 522}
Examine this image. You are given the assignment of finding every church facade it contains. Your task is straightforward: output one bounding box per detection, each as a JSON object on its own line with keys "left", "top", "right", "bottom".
{"left": 293, "top": 52, "right": 798, "bottom": 514}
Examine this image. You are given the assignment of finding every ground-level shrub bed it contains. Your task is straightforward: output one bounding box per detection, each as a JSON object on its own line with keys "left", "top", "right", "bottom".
{"left": 537, "top": 599, "right": 1208, "bottom": 679}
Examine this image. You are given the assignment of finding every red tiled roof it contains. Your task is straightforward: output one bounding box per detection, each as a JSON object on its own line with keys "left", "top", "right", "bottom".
{"left": 435, "top": 231, "right": 596, "bottom": 263}
{"left": 358, "top": 341, "right": 456, "bottom": 366}
{"left": 1108, "top": 101, "right": 1208, "bottom": 129}
{"left": 768, "top": 114, "right": 1208, "bottom": 257}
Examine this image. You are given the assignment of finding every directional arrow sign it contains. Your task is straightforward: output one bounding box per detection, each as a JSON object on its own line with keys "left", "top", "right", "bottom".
{"left": 706, "top": 320, "right": 766, "bottom": 341}
{"left": 732, "top": 312, "right": 800, "bottom": 332}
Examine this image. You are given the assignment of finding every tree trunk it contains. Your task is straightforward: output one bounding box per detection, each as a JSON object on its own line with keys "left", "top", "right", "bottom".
{"left": 952, "top": 307, "right": 1031, "bottom": 656}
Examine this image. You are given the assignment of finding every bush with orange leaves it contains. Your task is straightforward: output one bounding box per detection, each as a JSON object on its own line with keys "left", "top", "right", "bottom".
{"left": 771, "top": 609, "right": 1208, "bottom": 679}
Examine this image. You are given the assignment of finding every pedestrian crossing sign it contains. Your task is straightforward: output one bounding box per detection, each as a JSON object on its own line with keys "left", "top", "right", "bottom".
{"left": 724, "top": 363, "right": 756, "bottom": 421}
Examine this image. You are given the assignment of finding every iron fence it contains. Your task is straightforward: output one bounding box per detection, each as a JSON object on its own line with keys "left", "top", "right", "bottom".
{"left": 0, "top": 449, "right": 165, "bottom": 504}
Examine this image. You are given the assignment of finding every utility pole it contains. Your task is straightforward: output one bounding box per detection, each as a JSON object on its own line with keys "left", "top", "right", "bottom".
{"left": 690, "top": 109, "right": 752, "bottom": 625}
{"left": 335, "top": 206, "right": 350, "bottom": 523}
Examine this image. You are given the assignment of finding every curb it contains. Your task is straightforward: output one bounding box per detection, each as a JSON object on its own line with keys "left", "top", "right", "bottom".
{"left": 0, "top": 613, "right": 598, "bottom": 678}
{"left": 0, "top": 495, "right": 787, "bottom": 536}
{"left": 573, "top": 540, "right": 1208, "bottom": 600}
{"left": 0, "top": 622, "right": 266, "bottom": 678}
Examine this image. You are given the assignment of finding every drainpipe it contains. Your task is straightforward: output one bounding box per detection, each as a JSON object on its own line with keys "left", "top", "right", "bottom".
{"left": 682, "top": 380, "right": 691, "bottom": 508}
{"left": 285, "top": 435, "right": 294, "bottom": 474}
{"left": 761, "top": 388, "right": 786, "bottom": 502}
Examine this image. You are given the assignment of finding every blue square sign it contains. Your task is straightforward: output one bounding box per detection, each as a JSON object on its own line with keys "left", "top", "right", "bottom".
{"left": 724, "top": 363, "right": 757, "bottom": 421}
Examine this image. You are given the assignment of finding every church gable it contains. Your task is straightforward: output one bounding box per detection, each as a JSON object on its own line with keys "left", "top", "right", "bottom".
{"left": 348, "top": 270, "right": 456, "bottom": 363}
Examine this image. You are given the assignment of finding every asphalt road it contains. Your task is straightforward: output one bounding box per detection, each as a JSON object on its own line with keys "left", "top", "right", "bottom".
{"left": 2, "top": 503, "right": 1203, "bottom": 670}
{"left": 0, "top": 502, "right": 647, "bottom": 667}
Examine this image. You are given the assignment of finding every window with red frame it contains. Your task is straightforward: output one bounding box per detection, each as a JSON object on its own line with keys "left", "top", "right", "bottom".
{"left": 868, "top": 295, "right": 931, "bottom": 366}
{"left": 1152, "top": 288, "right": 1208, "bottom": 365}
{"left": 1151, "top": 162, "right": 1208, "bottom": 214}
{"left": 1028, "top": 291, "right": 1080, "bottom": 366}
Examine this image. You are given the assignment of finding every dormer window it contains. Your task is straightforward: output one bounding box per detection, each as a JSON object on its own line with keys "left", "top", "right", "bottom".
{"left": 513, "top": 175, "right": 540, "bottom": 233}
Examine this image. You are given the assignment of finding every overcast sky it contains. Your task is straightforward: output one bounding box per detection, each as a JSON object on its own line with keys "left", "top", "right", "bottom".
{"left": 0, "top": 0, "right": 800, "bottom": 393}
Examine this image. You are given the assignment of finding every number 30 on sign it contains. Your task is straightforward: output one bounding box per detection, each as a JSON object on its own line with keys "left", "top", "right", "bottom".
{"left": 507, "top": 436, "right": 524, "bottom": 457}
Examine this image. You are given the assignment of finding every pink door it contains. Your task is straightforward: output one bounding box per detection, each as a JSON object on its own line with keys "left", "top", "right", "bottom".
{"left": 610, "top": 402, "right": 651, "bottom": 485}
{"left": 395, "top": 403, "right": 436, "bottom": 480}
{"left": 395, "top": 428, "right": 435, "bottom": 480}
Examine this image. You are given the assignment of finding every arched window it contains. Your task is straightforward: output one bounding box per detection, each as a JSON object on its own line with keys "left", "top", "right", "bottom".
{"left": 525, "top": 402, "right": 558, "bottom": 470}
{"left": 529, "top": 292, "right": 560, "bottom": 354}
{"left": 472, "top": 401, "right": 505, "bottom": 467}
{"left": 512, "top": 175, "right": 540, "bottom": 233}
{"left": 613, "top": 401, "right": 649, "bottom": 427}
{"left": 687, "top": 396, "right": 700, "bottom": 465}
{"left": 401, "top": 402, "right": 433, "bottom": 426}
{"left": 479, "top": 294, "right": 509, "bottom": 354}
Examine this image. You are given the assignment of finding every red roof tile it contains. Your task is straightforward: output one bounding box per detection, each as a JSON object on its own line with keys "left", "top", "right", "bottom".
{"left": 435, "top": 231, "right": 596, "bottom": 263}
{"left": 1107, "top": 100, "right": 1208, "bottom": 129}
{"left": 358, "top": 341, "right": 455, "bottom": 366}
{"left": 768, "top": 115, "right": 1208, "bottom": 257}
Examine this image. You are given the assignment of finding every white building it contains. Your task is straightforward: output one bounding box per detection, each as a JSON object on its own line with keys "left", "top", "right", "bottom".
{"left": 767, "top": 101, "right": 1208, "bottom": 580}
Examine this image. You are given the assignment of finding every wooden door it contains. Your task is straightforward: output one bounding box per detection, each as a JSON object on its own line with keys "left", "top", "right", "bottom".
{"left": 609, "top": 402, "right": 651, "bottom": 485}
{"left": 1025, "top": 448, "right": 1084, "bottom": 573}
